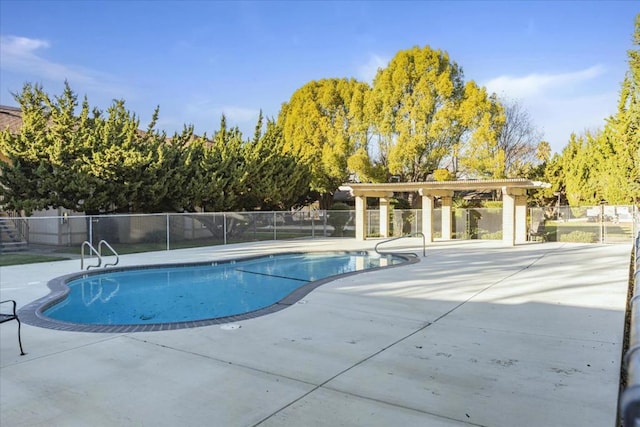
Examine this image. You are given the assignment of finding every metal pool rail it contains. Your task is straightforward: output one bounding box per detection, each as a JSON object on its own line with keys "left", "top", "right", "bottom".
{"left": 80, "top": 240, "right": 119, "bottom": 270}
{"left": 375, "top": 232, "right": 426, "bottom": 257}
{"left": 621, "top": 231, "right": 640, "bottom": 426}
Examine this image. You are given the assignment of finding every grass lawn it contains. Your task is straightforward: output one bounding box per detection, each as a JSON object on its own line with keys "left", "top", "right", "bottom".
{"left": 0, "top": 253, "right": 71, "bottom": 267}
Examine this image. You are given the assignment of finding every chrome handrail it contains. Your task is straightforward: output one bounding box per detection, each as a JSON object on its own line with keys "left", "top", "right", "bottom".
{"left": 374, "top": 232, "right": 426, "bottom": 257}
{"left": 98, "top": 240, "right": 119, "bottom": 268}
{"left": 80, "top": 240, "right": 119, "bottom": 270}
{"left": 81, "top": 241, "right": 102, "bottom": 270}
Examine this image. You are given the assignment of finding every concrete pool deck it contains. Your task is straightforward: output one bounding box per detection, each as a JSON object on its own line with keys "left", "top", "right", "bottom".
{"left": 0, "top": 239, "right": 633, "bottom": 426}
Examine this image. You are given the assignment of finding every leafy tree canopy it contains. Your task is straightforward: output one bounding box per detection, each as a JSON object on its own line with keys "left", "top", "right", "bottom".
{"left": 0, "top": 83, "right": 310, "bottom": 215}
{"left": 367, "top": 46, "right": 506, "bottom": 181}
{"left": 278, "top": 78, "right": 370, "bottom": 207}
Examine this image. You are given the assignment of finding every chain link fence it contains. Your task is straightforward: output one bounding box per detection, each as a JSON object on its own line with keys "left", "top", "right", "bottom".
{"left": 530, "top": 205, "right": 637, "bottom": 244}
{"left": 1, "top": 205, "right": 637, "bottom": 255}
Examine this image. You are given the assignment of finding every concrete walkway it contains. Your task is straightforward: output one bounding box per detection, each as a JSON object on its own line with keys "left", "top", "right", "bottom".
{"left": 0, "top": 239, "right": 632, "bottom": 427}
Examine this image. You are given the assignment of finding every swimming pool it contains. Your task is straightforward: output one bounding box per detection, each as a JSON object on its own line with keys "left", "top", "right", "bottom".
{"left": 20, "top": 251, "right": 416, "bottom": 332}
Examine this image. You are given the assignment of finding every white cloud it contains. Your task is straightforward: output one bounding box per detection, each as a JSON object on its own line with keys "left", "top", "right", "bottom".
{"left": 484, "top": 65, "right": 606, "bottom": 98}
{"left": 0, "top": 35, "right": 126, "bottom": 95}
{"left": 530, "top": 91, "right": 616, "bottom": 145}
{"left": 219, "top": 105, "right": 260, "bottom": 124}
{"left": 357, "top": 54, "right": 388, "bottom": 83}
{"left": 2, "top": 35, "right": 50, "bottom": 54}
{"left": 1, "top": 35, "right": 92, "bottom": 84}
{"left": 482, "top": 65, "right": 615, "bottom": 153}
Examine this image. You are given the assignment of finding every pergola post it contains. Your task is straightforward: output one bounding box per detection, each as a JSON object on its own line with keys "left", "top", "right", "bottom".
{"left": 355, "top": 195, "right": 367, "bottom": 240}
{"left": 502, "top": 187, "right": 527, "bottom": 246}
{"left": 515, "top": 194, "right": 528, "bottom": 244}
{"left": 441, "top": 194, "right": 453, "bottom": 240}
{"left": 502, "top": 190, "right": 516, "bottom": 246}
{"left": 420, "top": 192, "right": 435, "bottom": 242}
{"left": 420, "top": 189, "right": 453, "bottom": 242}
{"left": 352, "top": 191, "right": 393, "bottom": 241}
{"left": 379, "top": 197, "right": 391, "bottom": 238}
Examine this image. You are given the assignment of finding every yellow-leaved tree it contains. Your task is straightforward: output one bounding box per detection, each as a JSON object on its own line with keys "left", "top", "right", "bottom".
{"left": 278, "top": 78, "right": 370, "bottom": 208}
{"left": 367, "top": 45, "right": 505, "bottom": 181}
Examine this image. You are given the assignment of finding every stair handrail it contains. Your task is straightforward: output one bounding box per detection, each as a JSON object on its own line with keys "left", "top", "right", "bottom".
{"left": 81, "top": 241, "right": 102, "bottom": 270}
{"left": 98, "top": 240, "right": 119, "bottom": 268}
{"left": 374, "top": 232, "right": 426, "bottom": 257}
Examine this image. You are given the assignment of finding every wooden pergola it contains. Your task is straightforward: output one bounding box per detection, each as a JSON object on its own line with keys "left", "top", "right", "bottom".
{"left": 339, "top": 179, "right": 550, "bottom": 246}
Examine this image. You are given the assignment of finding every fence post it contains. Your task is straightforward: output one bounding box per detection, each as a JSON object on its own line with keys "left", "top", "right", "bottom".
{"left": 323, "top": 210, "right": 327, "bottom": 237}
{"left": 89, "top": 216, "right": 93, "bottom": 247}
{"left": 166, "top": 214, "right": 170, "bottom": 251}
{"left": 600, "top": 203, "right": 605, "bottom": 244}
{"left": 223, "top": 213, "right": 227, "bottom": 245}
{"left": 273, "top": 211, "right": 277, "bottom": 240}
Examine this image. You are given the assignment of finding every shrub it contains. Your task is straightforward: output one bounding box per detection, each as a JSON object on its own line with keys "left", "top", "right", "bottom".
{"left": 392, "top": 198, "right": 411, "bottom": 209}
{"left": 559, "top": 230, "right": 596, "bottom": 243}
{"left": 391, "top": 198, "right": 415, "bottom": 235}
{"left": 483, "top": 201, "right": 503, "bottom": 209}
{"left": 480, "top": 230, "right": 503, "bottom": 240}
{"left": 327, "top": 202, "right": 352, "bottom": 237}
{"left": 453, "top": 231, "right": 470, "bottom": 239}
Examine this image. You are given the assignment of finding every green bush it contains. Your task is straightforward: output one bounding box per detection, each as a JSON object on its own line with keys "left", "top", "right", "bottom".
{"left": 453, "top": 231, "right": 470, "bottom": 239}
{"left": 327, "top": 202, "right": 352, "bottom": 237}
{"left": 390, "top": 198, "right": 413, "bottom": 235}
{"left": 479, "top": 230, "right": 503, "bottom": 240}
{"left": 570, "top": 206, "right": 588, "bottom": 218}
{"left": 559, "top": 230, "right": 597, "bottom": 243}
{"left": 392, "top": 198, "right": 411, "bottom": 209}
{"left": 483, "top": 201, "right": 503, "bottom": 209}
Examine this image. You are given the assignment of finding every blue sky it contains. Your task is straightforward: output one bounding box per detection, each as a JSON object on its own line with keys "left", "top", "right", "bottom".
{"left": 0, "top": 1, "right": 637, "bottom": 154}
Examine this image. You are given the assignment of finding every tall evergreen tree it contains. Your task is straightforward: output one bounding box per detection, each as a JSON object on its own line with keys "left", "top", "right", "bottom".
{"left": 557, "top": 15, "right": 639, "bottom": 205}
{"left": 0, "top": 83, "right": 186, "bottom": 214}
{"left": 242, "top": 118, "right": 310, "bottom": 210}
{"left": 0, "top": 83, "right": 52, "bottom": 214}
{"left": 602, "top": 13, "right": 640, "bottom": 203}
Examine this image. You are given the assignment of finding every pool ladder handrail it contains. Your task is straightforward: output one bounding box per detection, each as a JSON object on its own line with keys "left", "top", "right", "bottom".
{"left": 81, "top": 240, "right": 119, "bottom": 270}
{"left": 374, "top": 232, "right": 426, "bottom": 257}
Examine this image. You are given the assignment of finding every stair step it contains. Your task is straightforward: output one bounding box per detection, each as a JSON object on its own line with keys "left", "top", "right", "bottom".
{"left": 0, "top": 241, "right": 28, "bottom": 252}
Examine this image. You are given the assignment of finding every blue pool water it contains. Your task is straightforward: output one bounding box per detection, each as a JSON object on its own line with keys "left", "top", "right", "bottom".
{"left": 43, "top": 252, "right": 408, "bottom": 327}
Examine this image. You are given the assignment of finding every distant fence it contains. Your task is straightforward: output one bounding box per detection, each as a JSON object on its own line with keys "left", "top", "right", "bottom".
{"left": 620, "top": 229, "right": 640, "bottom": 426}
{"left": 0, "top": 205, "right": 636, "bottom": 254}
{"left": 530, "top": 205, "right": 637, "bottom": 244}
{"left": 376, "top": 208, "right": 503, "bottom": 240}
{"left": 1, "top": 211, "right": 334, "bottom": 253}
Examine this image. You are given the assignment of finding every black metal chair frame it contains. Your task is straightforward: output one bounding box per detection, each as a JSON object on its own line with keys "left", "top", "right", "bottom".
{"left": 0, "top": 300, "right": 26, "bottom": 355}
{"left": 529, "top": 222, "right": 548, "bottom": 242}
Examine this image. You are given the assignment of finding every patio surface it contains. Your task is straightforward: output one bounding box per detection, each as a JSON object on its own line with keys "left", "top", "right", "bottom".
{"left": 0, "top": 238, "right": 633, "bottom": 426}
